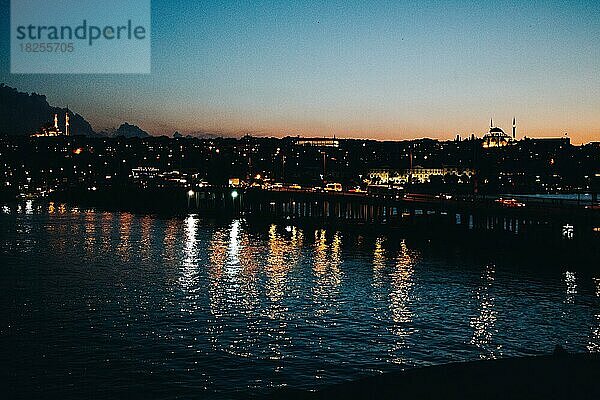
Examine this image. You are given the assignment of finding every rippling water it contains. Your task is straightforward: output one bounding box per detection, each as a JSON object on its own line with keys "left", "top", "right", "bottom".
{"left": 2, "top": 202, "right": 600, "bottom": 398}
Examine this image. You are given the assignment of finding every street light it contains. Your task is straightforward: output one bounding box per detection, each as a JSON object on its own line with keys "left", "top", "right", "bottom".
{"left": 187, "top": 189, "right": 195, "bottom": 208}
{"left": 230, "top": 190, "right": 240, "bottom": 215}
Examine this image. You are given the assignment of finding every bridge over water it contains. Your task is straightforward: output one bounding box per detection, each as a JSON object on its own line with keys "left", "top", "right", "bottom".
{"left": 186, "top": 187, "right": 600, "bottom": 245}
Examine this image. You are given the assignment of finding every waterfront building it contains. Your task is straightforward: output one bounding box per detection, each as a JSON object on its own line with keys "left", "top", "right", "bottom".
{"left": 367, "top": 166, "right": 474, "bottom": 185}
{"left": 293, "top": 137, "right": 340, "bottom": 148}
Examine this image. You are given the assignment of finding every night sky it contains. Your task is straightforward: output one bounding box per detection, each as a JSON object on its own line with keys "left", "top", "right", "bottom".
{"left": 1, "top": 0, "right": 599, "bottom": 143}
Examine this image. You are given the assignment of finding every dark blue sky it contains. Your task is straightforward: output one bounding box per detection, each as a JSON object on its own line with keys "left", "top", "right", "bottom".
{"left": 1, "top": 0, "right": 600, "bottom": 142}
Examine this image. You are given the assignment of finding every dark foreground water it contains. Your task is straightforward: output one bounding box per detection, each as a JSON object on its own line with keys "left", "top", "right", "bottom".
{"left": 1, "top": 202, "right": 599, "bottom": 398}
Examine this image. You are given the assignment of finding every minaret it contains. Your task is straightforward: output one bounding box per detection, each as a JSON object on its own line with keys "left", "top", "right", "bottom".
{"left": 512, "top": 117, "right": 516, "bottom": 139}
{"left": 54, "top": 114, "right": 59, "bottom": 129}
{"left": 65, "top": 111, "right": 70, "bottom": 136}
{"left": 490, "top": 118, "right": 493, "bottom": 128}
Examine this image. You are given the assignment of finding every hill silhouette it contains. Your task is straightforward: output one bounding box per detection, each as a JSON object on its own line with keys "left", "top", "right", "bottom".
{"left": 112, "top": 122, "right": 151, "bottom": 138}
{"left": 0, "top": 84, "right": 97, "bottom": 136}
{"left": 0, "top": 84, "right": 152, "bottom": 138}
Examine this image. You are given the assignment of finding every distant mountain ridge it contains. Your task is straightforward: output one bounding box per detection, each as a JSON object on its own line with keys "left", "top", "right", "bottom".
{"left": 0, "top": 84, "right": 150, "bottom": 138}
{"left": 112, "top": 123, "right": 151, "bottom": 138}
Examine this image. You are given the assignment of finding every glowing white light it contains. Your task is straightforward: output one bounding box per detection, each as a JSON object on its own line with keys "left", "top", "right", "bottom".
{"left": 562, "top": 224, "right": 574, "bottom": 239}
{"left": 231, "top": 190, "right": 239, "bottom": 199}
{"left": 180, "top": 215, "right": 199, "bottom": 291}
{"left": 566, "top": 271, "right": 577, "bottom": 295}
{"left": 188, "top": 189, "right": 195, "bottom": 197}
{"left": 25, "top": 200, "right": 33, "bottom": 215}
{"left": 565, "top": 271, "right": 577, "bottom": 304}
{"left": 226, "top": 220, "right": 241, "bottom": 276}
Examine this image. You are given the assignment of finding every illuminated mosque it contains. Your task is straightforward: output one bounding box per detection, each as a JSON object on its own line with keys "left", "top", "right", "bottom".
{"left": 482, "top": 118, "right": 516, "bottom": 148}
{"left": 32, "top": 112, "right": 70, "bottom": 137}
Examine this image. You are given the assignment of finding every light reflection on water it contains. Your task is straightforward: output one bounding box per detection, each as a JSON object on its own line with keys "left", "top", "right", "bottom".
{"left": 180, "top": 215, "right": 199, "bottom": 312}
{"left": 84, "top": 211, "right": 96, "bottom": 254}
{"left": 313, "top": 230, "right": 343, "bottom": 317}
{"left": 99, "top": 212, "right": 112, "bottom": 254}
{"left": 139, "top": 216, "right": 153, "bottom": 262}
{"left": 589, "top": 278, "right": 600, "bottom": 353}
{"left": 1, "top": 208, "right": 600, "bottom": 399}
{"left": 565, "top": 271, "right": 578, "bottom": 304}
{"left": 388, "top": 240, "right": 417, "bottom": 364}
{"left": 470, "top": 265, "right": 501, "bottom": 359}
{"left": 117, "top": 213, "right": 133, "bottom": 262}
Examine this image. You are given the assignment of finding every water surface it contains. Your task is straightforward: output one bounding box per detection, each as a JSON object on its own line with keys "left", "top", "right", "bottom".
{"left": 2, "top": 202, "right": 599, "bottom": 398}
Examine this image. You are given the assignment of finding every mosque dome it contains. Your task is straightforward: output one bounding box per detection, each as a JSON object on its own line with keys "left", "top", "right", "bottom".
{"left": 489, "top": 127, "right": 506, "bottom": 134}
{"left": 482, "top": 120, "right": 516, "bottom": 148}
